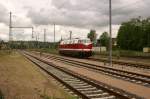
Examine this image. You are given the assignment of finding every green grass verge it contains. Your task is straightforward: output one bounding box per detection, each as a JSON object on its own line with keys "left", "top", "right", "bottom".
{"left": 40, "top": 94, "right": 78, "bottom": 99}
{"left": 0, "top": 90, "right": 4, "bottom": 99}
{"left": 94, "top": 50, "right": 150, "bottom": 59}
{"left": 28, "top": 48, "right": 59, "bottom": 55}
{"left": 0, "top": 50, "right": 77, "bottom": 99}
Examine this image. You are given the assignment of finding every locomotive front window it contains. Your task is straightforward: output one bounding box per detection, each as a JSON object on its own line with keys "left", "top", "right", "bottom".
{"left": 86, "top": 40, "right": 91, "bottom": 43}
{"left": 60, "top": 41, "right": 64, "bottom": 45}
{"left": 74, "top": 40, "right": 78, "bottom": 44}
{"left": 70, "top": 40, "right": 73, "bottom": 44}
{"left": 78, "top": 40, "right": 81, "bottom": 43}
{"left": 79, "top": 39, "right": 91, "bottom": 44}
{"left": 83, "top": 40, "right": 85, "bottom": 43}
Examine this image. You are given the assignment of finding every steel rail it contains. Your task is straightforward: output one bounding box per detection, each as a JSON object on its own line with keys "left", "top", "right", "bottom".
{"left": 23, "top": 52, "right": 143, "bottom": 99}
{"left": 34, "top": 53, "right": 150, "bottom": 87}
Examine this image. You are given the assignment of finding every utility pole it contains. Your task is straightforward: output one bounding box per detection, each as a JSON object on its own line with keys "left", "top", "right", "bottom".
{"left": 44, "top": 29, "right": 46, "bottom": 42}
{"left": 9, "top": 12, "right": 12, "bottom": 41}
{"left": 36, "top": 32, "right": 39, "bottom": 48}
{"left": 32, "top": 27, "right": 34, "bottom": 39}
{"left": 109, "top": 0, "right": 112, "bottom": 66}
{"left": 69, "top": 31, "right": 72, "bottom": 40}
{"left": 54, "top": 23, "right": 55, "bottom": 43}
{"left": 36, "top": 32, "right": 38, "bottom": 41}
{"left": 61, "top": 35, "right": 63, "bottom": 41}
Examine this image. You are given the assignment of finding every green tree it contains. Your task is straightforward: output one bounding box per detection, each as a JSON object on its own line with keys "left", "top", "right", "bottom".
{"left": 87, "top": 29, "right": 97, "bottom": 43}
{"left": 99, "top": 32, "right": 109, "bottom": 47}
{"left": 117, "top": 17, "right": 150, "bottom": 51}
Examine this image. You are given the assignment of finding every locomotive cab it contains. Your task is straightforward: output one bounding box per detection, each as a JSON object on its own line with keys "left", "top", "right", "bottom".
{"left": 78, "top": 39, "right": 92, "bottom": 57}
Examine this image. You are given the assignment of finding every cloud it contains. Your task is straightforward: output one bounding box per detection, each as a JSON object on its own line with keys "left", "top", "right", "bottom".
{"left": 0, "top": 23, "right": 8, "bottom": 41}
{"left": 26, "top": 0, "right": 150, "bottom": 30}
{"left": 0, "top": 3, "right": 9, "bottom": 25}
{"left": 26, "top": 0, "right": 110, "bottom": 29}
{"left": 1, "top": 0, "right": 150, "bottom": 41}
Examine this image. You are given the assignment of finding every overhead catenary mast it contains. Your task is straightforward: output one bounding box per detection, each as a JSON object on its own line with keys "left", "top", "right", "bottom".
{"left": 9, "top": 12, "right": 12, "bottom": 41}
{"left": 9, "top": 12, "right": 34, "bottom": 41}
{"left": 44, "top": 29, "right": 46, "bottom": 42}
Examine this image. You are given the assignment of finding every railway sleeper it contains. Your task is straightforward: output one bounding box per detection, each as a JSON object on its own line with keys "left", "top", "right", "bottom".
{"left": 23, "top": 52, "right": 144, "bottom": 99}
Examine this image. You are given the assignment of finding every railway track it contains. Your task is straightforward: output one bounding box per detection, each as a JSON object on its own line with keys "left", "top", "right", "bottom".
{"left": 33, "top": 52, "right": 150, "bottom": 87}
{"left": 88, "top": 57, "right": 150, "bottom": 70}
{"left": 23, "top": 52, "right": 142, "bottom": 99}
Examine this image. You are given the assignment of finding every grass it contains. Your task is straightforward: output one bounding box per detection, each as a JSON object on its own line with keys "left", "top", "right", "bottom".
{"left": 0, "top": 50, "right": 12, "bottom": 55}
{"left": 0, "top": 50, "right": 77, "bottom": 99}
{"left": 94, "top": 50, "right": 150, "bottom": 59}
{"left": 28, "top": 48, "right": 59, "bottom": 55}
{"left": 0, "top": 90, "right": 4, "bottom": 99}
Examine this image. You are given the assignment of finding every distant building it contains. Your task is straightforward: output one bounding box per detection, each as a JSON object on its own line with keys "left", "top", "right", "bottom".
{"left": 96, "top": 38, "right": 117, "bottom": 47}
{"left": 143, "top": 47, "right": 150, "bottom": 53}
{"left": 92, "top": 46, "right": 107, "bottom": 52}
{"left": 112, "top": 38, "right": 117, "bottom": 46}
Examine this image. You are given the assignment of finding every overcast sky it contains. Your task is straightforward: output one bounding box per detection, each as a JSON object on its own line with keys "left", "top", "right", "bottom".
{"left": 0, "top": 0, "right": 150, "bottom": 42}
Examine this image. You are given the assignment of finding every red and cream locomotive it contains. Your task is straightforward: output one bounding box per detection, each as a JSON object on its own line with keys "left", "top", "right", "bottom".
{"left": 59, "top": 38, "right": 93, "bottom": 57}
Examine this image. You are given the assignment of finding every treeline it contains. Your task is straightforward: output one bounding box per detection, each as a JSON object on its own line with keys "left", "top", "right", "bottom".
{"left": 0, "top": 41, "right": 58, "bottom": 49}
{"left": 87, "top": 17, "right": 150, "bottom": 51}
{"left": 117, "top": 17, "right": 150, "bottom": 51}
{"left": 87, "top": 30, "right": 109, "bottom": 47}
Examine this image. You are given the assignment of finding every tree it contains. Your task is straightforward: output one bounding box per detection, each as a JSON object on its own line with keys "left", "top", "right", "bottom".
{"left": 117, "top": 17, "right": 150, "bottom": 51}
{"left": 87, "top": 29, "right": 97, "bottom": 43}
{"left": 98, "top": 32, "right": 109, "bottom": 47}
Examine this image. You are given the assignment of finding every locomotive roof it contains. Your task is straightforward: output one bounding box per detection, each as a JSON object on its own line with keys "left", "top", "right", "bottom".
{"left": 60, "top": 38, "right": 91, "bottom": 45}
{"left": 61, "top": 38, "right": 90, "bottom": 41}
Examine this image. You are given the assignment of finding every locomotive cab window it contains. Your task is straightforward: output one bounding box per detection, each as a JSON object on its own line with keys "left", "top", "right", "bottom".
{"left": 60, "top": 41, "right": 64, "bottom": 45}
{"left": 78, "top": 40, "right": 82, "bottom": 43}
{"left": 74, "top": 39, "right": 78, "bottom": 44}
{"left": 81, "top": 39, "right": 91, "bottom": 43}
{"left": 64, "top": 40, "right": 67, "bottom": 44}
{"left": 66, "top": 40, "right": 69, "bottom": 44}
{"left": 70, "top": 40, "right": 73, "bottom": 44}
{"left": 86, "top": 39, "right": 91, "bottom": 43}
{"left": 72, "top": 40, "right": 75, "bottom": 44}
